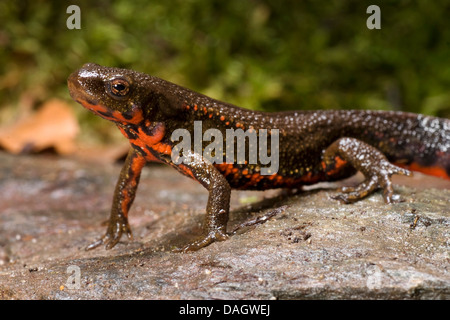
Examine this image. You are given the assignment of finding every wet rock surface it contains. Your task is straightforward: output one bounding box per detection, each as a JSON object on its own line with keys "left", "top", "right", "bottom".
{"left": 0, "top": 151, "right": 449, "bottom": 299}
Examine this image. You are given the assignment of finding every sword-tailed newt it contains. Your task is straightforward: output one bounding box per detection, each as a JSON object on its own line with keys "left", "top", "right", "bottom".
{"left": 68, "top": 63, "right": 450, "bottom": 252}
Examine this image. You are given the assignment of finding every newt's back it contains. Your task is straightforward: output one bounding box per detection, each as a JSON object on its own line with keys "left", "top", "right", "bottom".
{"left": 204, "top": 109, "right": 450, "bottom": 189}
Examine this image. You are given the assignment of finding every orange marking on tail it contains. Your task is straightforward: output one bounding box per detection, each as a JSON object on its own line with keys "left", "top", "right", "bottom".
{"left": 396, "top": 162, "right": 450, "bottom": 180}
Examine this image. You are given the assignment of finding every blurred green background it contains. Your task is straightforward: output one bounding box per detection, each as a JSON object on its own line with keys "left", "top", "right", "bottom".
{"left": 1, "top": 0, "right": 449, "bottom": 143}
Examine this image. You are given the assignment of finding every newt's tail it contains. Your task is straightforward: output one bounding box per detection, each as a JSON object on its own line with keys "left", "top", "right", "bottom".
{"left": 368, "top": 112, "right": 450, "bottom": 180}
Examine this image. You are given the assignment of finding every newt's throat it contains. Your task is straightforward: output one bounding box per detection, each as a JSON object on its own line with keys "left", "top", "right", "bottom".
{"left": 118, "top": 122, "right": 170, "bottom": 162}
{"left": 77, "top": 98, "right": 144, "bottom": 125}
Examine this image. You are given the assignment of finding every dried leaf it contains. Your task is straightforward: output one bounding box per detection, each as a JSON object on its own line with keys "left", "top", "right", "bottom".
{"left": 74, "top": 142, "right": 130, "bottom": 163}
{"left": 0, "top": 99, "right": 79, "bottom": 154}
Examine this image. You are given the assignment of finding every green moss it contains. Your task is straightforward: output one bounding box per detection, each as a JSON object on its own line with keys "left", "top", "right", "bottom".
{"left": 1, "top": 0, "right": 449, "bottom": 137}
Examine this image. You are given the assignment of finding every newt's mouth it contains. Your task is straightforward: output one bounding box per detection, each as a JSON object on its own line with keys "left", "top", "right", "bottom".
{"left": 72, "top": 94, "right": 144, "bottom": 125}
{"left": 75, "top": 97, "right": 117, "bottom": 120}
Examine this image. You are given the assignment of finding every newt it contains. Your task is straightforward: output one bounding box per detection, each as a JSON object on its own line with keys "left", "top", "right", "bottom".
{"left": 68, "top": 63, "right": 450, "bottom": 252}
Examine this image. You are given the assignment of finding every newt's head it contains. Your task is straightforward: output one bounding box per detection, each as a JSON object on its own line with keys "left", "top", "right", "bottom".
{"left": 68, "top": 63, "right": 181, "bottom": 125}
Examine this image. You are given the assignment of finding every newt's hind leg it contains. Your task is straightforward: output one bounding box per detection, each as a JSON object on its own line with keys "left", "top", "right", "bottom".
{"left": 323, "top": 137, "right": 412, "bottom": 204}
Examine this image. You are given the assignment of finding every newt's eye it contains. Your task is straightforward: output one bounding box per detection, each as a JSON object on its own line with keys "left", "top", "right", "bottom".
{"left": 107, "top": 78, "right": 130, "bottom": 98}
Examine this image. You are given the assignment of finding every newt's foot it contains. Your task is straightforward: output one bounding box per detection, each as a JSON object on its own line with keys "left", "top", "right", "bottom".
{"left": 86, "top": 217, "right": 133, "bottom": 250}
{"left": 333, "top": 162, "right": 412, "bottom": 204}
{"left": 174, "top": 230, "right": 229, "bottom": 253}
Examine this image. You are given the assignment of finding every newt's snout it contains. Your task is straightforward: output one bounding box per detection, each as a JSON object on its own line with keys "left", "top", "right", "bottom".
{"left": 67, "top": 71, "right": 80, "bottom": 101}
{"left": 67, "top": 63, "right": 103, "bottom": 101}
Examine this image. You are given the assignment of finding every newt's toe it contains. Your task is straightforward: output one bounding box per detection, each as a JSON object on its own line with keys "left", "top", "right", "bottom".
{"left": 85, "top": 218, "right": 132, "bottom": 250}
{"left": 174, "top": 230, "right": 228, "bottom": 253}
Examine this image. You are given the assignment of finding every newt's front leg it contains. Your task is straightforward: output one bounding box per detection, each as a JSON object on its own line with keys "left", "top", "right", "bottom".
{"left": 86, "top": 147, "right": 146, "bottom": 250}
{"left": 174, "top": 152, "right": 231, "bottom": 252}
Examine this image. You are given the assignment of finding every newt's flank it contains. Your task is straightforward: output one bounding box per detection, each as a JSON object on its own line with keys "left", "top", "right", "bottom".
{"left": 68, "top": 63, "right": 450, "bottom": 252}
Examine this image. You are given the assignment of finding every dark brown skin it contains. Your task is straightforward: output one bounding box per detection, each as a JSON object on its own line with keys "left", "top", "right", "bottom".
{"left": 68, "top": 63, "right": 450, "bottom": 252}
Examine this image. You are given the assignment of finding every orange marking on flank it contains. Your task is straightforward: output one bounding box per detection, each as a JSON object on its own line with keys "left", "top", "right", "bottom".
{"left": 151, "top": 142, "right": 172, "bottom": 155}
{"left": 215, "top": 163, "right": 235, "bottom": 176}
{"left": 325, "top": 156, "right": 347, "bottom": 176}
{"left": 136, "top": 126, "right": 165, "bottom": 146}
{"left": 239, "top": 172, "right": 265, "bottom": 188}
